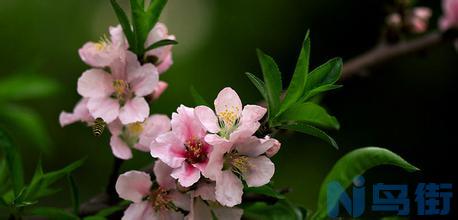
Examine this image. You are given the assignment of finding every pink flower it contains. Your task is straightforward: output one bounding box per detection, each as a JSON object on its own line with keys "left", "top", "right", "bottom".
{"left": 79, "top": 25, "right": 127, "bottom": 68}
{"left": 150, "top": 105, "right": 212, "bottom": 187}
{"left": 108, "top": 115, "right": 170, "bottom": 160}
{"left": 203, "top": 136, "right": 277, "bottom": 207}
{"left": 144, "top": 22, "right": 176, "bottom": 74}
{"left": 116, "top": 161, "right": 190, "bottom": 220}
{"left": 77, "top": 51, "right": 159, "bottom": 124}
{"left": 440, "top": 0, "right": 458, "bottom": 30}
{"left": 195, "top": 87, "right": 267, "bottom": 145}
{"left": 408, "top": 7, "right": 432, "bottom": 33}
{"left": 59, "top": 98, "right": 94, "bottom": 127}
{"left": 186, "top": 182, "right": 243, "bottom": 220}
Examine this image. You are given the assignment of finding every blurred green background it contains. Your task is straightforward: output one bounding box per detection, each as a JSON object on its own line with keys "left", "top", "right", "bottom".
{"left": 1, "top": 0, "right": 457, "bottom": 217}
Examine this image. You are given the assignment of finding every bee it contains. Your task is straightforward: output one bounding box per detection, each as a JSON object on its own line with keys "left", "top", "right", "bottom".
{"left": 92, "top": 118, "right": 106, "bottom": 136}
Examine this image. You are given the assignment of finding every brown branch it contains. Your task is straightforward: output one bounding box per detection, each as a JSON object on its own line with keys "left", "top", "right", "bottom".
{"left": 76, "top": 29, "right": 457, "bottom": 217}
{"left": 342, "top": 30, "right": 457, "bottom": 79}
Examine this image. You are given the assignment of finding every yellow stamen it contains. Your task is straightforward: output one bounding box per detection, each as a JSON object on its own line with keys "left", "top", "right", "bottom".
{"left": 231, "top": 155, "right": 249, "bottom": 175}
{"left": 113, "top": 80, "right": 128, "bottom": 96}
{"left": 218, "top": 105, "right": 240, "bottom": 127}
{"left": 127, "top": 122, "right": 144, "bottom": 136}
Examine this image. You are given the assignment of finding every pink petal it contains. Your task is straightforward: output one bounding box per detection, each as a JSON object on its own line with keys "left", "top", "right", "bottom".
{"left": 171, "top": 105, "right": 206, "bottom": 142}
{"left": 153, "top": 160, "right": 175, "bottom": 190}
{"left": 240, "top": 105, "right": 267, "bottom": 124}
{"left": 59, "top": 98, "right": 93, "bottom": 127}
{"left": 108, "top": 119, "right": 123, "bottom": 136}
{"left": 87, "top": 97, "right": 120, "bottom": 123}
{"left": 150, "top": 132, "right": 186, "bottom": 168}
{"left": 128, "top": 63, "right": 159, "bottom": 97}
{"left": 214, "top": 87, "right": 242, "bottom": 124}
{"left": 78, "top": 43, "right": 114, "bottom": 68}
{"left": 136, "top": 114, "right": 171, "bottom": 152}
{"left": 235, "top": 136, "right": 276, "bottom": 157}
{"left": 187, "top": 198, "right": 212, "bottom": 220}
{"left": 109, "top": 25, "right": 128, "bottom": 50}
{"left": 229, "top": 122, "right": 260, "bottom": 143}
{"left": 144, "top": 22, "right": 174, "bottom": 63}
{"left": 171, "top": 163, "right": 201, "bottom": 187}
{"left": 215, "top": 170, "right": 243, "bottom": 207}
{"left": 152, "top": 81, "right": 168, "bottom": 100}
{"left": 202, "top": 141, "right": 230, "bottom": 181}
{"left": 115, "top": 171, "right": 152, "bottom": 202}
{"left": 110, "top": 135, "right": 133, "bottom": 160}
{"left": 194, "top": 182, "right": 216, "bottom": 201}
{"left": 213, "top": 207, "right": 244, "bottom": 220}
{"left": 204, "top": 134, "right": 230, "bottom": 146}
{"left": 77, "top": 69, "right": 114, "bottom": 98}
{"left": 122, "top": 201, "right": 156, "bottom": 220}
{"left": 195, "top": 106, "right": 220, "bottom": 133}
{"left": 244, "top": 156, "right": 275, "bottom": 187}
{"left": 168, "top": 191, "right": 191, "bottom": 211}
{"left": 119, "top": 97, "right": 149, "bottom": 124}
{"left": 265, "top": 137, "right": 281, "bottom": 158}
{"left": 156, "top": 53, "right": 173, "bottom": 74}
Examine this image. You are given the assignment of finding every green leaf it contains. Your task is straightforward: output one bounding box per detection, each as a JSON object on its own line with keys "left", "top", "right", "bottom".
{"left": 282, "top": 122, "right": 338, "bottom": 149}
{"left": 145, "top": 39, "right": 178, "bottom": 52}
{"left": 256, "top": 49, "right": 282, "bottom": 119}
{"left": 0, "top": 128, "right": 24, "bottom": 196}
{"left": 130, "top": 0, "right": 167, "bottom": 55}
{"left": 0, "top": 196, "right": 6, "bottom": 207}
{"left": 245, "top": 72, "right": 267, "bottom": 101}
{"left": 29, "top": 207, "right": 79, "bottom": 220}
{"left": 23, "top": 158, "right": 85, "bottom": 202}
{"left": 243, "top": 200, "right": 306, "bottom": 220}
{"left": 244, "top": 185, "right": 286, "bottom": 200}
{"left": 0, "top": 104, "right": 52, "bottom": 154}
{"left": 312, "top": 147, "right": 419, "bottom": 220}
{"left": 300, "top": 58, "right": 342, "bottom": 103}
{"left": 301, "top": 84, "right": 342, "bottom": 102}
{"left": 277, "top": 102, "right": 339, "bottom": 130}
{"left": 110, "top": 0, "right": 135, "bottom": 50}
{"left": 279, "top": 31, "right": 311, "bottom": 116}
{"left": 0, "top": 74, "right": 59, "bottom": 101}
{"left": 67, "top": 174, "right": 79, "bottom": 215}
{"left": 190, "top": 86, "right": 209, "bottom": 106}
{"left": 84, "top": 217, "right": 107, "bottom": 220}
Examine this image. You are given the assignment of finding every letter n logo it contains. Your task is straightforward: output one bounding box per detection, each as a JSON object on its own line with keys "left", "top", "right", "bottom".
{"left": 327, "top": 176, "right": 365, "bottom": 218}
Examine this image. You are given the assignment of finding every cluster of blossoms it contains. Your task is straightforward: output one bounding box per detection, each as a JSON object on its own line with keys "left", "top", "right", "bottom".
{"left": 60, "top": 23, "right": 174, "bottom": 159}
{"left": 60, "top": 22, "right": 281, "bottom": 219}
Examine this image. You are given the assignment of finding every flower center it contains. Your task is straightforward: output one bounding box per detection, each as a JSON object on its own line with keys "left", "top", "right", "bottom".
{"left": 112, "top": 80, "right": 131, "bottom": 105}
{"left": 218, "top": 107, "right": 239, "bottom": 128}
{"left": 184, "top": 138, "right": 208, "bottom": 164}
{"left": 95, "top": 35, "right": 110, "bottom": 51}
{"left": 224, "top": 151, "right": 249, "bottom": 176}
{"left": 127, "top": 122, "right": 144, "bottom": 137}
{"left": 148, "top": 187, "right": 176, "bottom": 212}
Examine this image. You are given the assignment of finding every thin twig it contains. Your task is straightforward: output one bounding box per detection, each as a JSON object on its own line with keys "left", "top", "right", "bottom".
{"left": 106, "top": 157, "right": 123, "bottom": 204}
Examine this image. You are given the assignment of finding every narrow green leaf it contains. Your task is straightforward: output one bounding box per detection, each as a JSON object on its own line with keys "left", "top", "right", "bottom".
{"left": 281, "top": 122, "right": 338, "bottom": 149}
{"left": 0, "top": 128, "right": 24, "bottom": 196}
{"left": 244, "top": 185, "right": 286, "bottom": 200}
{"left": 110, "top": 0, "right": 135, "bottom": 51}
{"left": 42, "top": 158, "right": 85, "bottom": 188}
{"left": 302, "top": 84, "right": 342, "bottom": 102}
{"left": 0, "top": 105, "right": 52, "bottom": 154}
{"left": 277, "top": 102, "right": 339, "bottom": 130}
{"left": 279, "top": 31, "right": 311, "bottom": 116}
{"left": 312, "top": 147, "right": 419, "bottom": 220}
{"left": 300, "top": 58, "right": 342, "bottom": 103}
{"left": 145, "top": 39, "right": 178, "bottom": 52}
{"left": 131, "top": 0, "right": 167, "bottom": 55}
{"left": 245, "top": 72, "right": 267, "bottom": 100}
{"left": 0, "top": 74, "right": 59, "bottom": 101}
{"left": 67, "top": 174, "right": 79, "bottom": 215}
{"left": 29, "top": 207, "right": 79, "bottom": 220}
{"left": 20, "top": 159, "right": 44, "bottom": 201}
{"left": 190, "top": 86, "right": 209, "bottom": 106}
{"left": 256, "top": 49, "right": 282, "bottom": 119}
